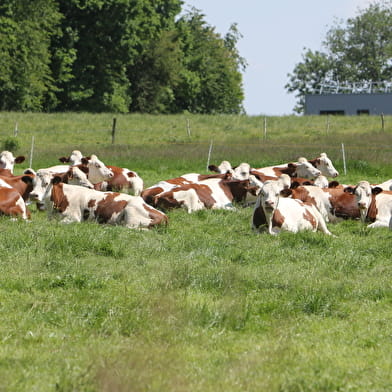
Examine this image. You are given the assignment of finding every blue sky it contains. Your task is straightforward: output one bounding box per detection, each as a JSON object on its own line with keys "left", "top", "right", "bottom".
{"left": 184, "top": 0, "right": 373, "bottom": 116}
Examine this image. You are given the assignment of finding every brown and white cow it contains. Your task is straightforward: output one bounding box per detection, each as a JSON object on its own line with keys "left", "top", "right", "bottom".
{"left": 39, "top": 176, "right": 168, "bottom": 229}
{"left": 153, "top": 178, "right": 255, "bottom": 213}
{"left": 251, "top": 157, "right": 322, "bottom": 180}
{"left": 0, "top": 151, "right": 26, "bottom": 173}
{"left": 141, "top": 172, "right": 232, "bottom": 205}
{"left": 95, "top": 166, "right": 144, "bottom": 195}
{"left": 0, "top": 172, "right": 34, "bottom": 202}
{"left": 280, "top": 185, "right": 360, "bottom": 223}
{"left": 0, "top": 179, "right": 30, "bottom": 220}
{"left": 252, "top": 178, "right": 333, "bottom": 235}
{"left": 345, "top": 181, "right": 392, "bottom": 229}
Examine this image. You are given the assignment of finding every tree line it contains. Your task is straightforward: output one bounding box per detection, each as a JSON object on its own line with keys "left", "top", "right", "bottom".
{"left": 0, "top": 0, "right": 246, "bottom": 114}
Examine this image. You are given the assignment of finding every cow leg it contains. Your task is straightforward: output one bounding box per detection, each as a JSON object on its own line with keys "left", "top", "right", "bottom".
{"left": 367, "top": 220, "right": 389, "bottom": 229}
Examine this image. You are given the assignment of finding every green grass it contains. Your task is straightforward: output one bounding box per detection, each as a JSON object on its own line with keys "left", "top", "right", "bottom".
{"left": 0, "top": 112, "right": 392, "bottom": 391}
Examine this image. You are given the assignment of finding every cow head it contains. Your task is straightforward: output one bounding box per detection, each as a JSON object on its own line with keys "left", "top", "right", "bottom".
{"left": 345, "top": 181, "right": 383, "bottom": 222}
{"left": 295, "top": 158, "right": 322, "bottom": 179}
{"left": 208, "top": 160, "right": 233, "bottom": 175}
{"left": 59, "top": 150, "right": 83, "bottom": 165}
{"left": 0, "top": 151, "right": 25, "bottom": 172}
{"left": 27, "top": 170, "right": 53, "bottom": 203}
{"left": 310, "top": 153, "right": 339, "bottom": 178}
{"left": 65, "top": 166, "right": 94, "bottom": 189}
{"left": 232, "top": 162, "right": 251, "bottom": 180}
{"left": 259, "top": 177, "right": 288, "bottom": 213}
{"left": 82, "top": 155, "right": 113, "bottom": 184}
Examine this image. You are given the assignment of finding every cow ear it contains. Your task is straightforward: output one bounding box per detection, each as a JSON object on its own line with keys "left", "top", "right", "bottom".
{"left": 52, "top": 176, "right": 62, "bottom": 185}
{"left": 280, "top": 189, "right": 292, "bottom": 197}
{"left": 21, "top": 175, "right": 33, "bottom": 185}
{"left": 303, "top": 181, "right": 312, "bottom": 186}
{"left": 14, "top": 156, "right": 25, "bottom": 164}
{"left": 59, "top": 156, "right": 69, "bottom": 163}
{"left": 291, "top": 181, "right": 300, "bottom": 189}
{"left": 372, "top": 187, "right": 383, "bottom": 195}
{"left": 329, "top": 181, "right": 340, "bottom": 188}
{"left": 344, "top": 186, "right": 355, "bottom": 194}
{"left": 287, "top": 163, "right": 295, "bottom": 168}
{"left": 81, "top": 157, "right": 89, "bottom": 165}
{"left": 77, "top": 165, "right": 89, "bottom": 174}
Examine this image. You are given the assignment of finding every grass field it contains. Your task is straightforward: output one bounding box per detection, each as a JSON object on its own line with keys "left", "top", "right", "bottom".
{"left": 1, "top": 112, "right": 392, "bottom": 391}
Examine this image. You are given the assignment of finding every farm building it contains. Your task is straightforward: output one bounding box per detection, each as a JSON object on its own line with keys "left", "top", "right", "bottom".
{"left": 305, "top": 81, "right": 392, "bottom": 115}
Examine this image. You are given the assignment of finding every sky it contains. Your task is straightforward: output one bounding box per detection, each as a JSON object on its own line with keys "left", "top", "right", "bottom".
{"left": 183, "top": 0, "right": 374, "bottom": 116}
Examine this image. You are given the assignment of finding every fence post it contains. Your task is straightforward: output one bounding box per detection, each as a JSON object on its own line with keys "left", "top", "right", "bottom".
{"left": 381, "top": 113, "right": 385, "bottom": 131}
{"left": 264, "top": 117, "right": 267, "bottom": 140}
{"left": 111, "top": 117, "right": 117, "bottom": 144}
{"left": 341, "top": 143, "right": 347, "bottom": 176}
{"left": 186, "top": 119, "right": 191, "bottom": 137}
{"left": 206, "top": 140, "right": 213, "bottom": 171}
{"left": 29, "top": 136, "right": 35, "bottom": 168}
{"left": 14, "top": 122, "right": 18, "bottom": 137}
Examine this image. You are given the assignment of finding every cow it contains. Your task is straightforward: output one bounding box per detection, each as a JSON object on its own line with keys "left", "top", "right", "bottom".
{"left": 0, "top": 172, "right": 34, "bottom": 202}
{"left": 252, "top": 178, "right": 333, "bottom": 235}
{"left": 0, "top": 151, "right": 26, "bottom": 173}
{"left": 251, "top": 157, "right": 322, "bottom": 180}
{"left": 25, "top": 157, "right": 113, "bottom": 211}
{"left": 345, "top": 181, "right": 392, "bottom": 229}
{"left": 0, "top": 179, "right": 30, "bottom": 220}
{"left": 95, "top": 166, "right": 144, "bottom": 195}
{"left": 153, "top": 178, "right": 255, "bottom": 213}
{"left": 141, "top": 172, "right": 232, "bottom": 205}
{"left": 280, "top": 185, "right": 360, "bottom": 223}
{"left": 40, "top": 176, "right": 167, "bottom": 229}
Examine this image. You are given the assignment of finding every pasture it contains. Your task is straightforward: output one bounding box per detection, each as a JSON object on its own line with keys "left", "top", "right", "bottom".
{"left": 1, "top": 112, "right": 392, "bottom": 391}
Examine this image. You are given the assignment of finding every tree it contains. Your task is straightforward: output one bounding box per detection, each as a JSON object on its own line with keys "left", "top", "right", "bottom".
{"left": 286, "top": 1, "right": 392, "bottom": 114}
{"left": 174, "top": 9, "right": 246, "bottom": 114}
{"left": 0, "top": 0, "right": 62, "bottom": 111}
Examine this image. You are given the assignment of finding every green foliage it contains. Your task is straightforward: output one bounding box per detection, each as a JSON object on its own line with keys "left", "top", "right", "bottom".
{"left": 286, "top": 0, "right": 392, "bottom": 113}
{"left": 2, "top": 136, "right": 19, "bottom": 151}
{"left": 0, "top": 0, "right": 245, "bottom": 114}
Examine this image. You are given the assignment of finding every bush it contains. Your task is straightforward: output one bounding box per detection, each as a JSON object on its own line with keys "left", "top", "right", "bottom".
{"left": 2, "top": 137, "right": 20, "bottom": 152}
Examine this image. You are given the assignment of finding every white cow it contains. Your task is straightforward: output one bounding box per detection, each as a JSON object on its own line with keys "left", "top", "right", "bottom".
{"left": 252, "top": 178, "right": 333, "bottom": 235}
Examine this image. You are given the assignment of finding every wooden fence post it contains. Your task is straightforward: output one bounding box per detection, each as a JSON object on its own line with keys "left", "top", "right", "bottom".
{"left": 29, "top": 136, "right": 35, "bottom": 168}
{"left": 341, "top": 143, "right": 347, "bottom": 176}
{"left": 206, "top": 140, "right": 213, "bottom": 171}
{"left": 381, "top": 113, "right": 385, "bottom": 131}
{"left": 111, "top": 117, "right": 117, "bottom": 144}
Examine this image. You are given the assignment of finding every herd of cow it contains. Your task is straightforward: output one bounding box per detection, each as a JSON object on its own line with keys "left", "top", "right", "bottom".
{"left": 0, "top": 149, "right": 392, "bottom": 234}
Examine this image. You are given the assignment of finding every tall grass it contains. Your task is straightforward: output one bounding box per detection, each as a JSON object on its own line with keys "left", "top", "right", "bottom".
{"left": 0, "top": 112, "right": 392, "bottom": 391}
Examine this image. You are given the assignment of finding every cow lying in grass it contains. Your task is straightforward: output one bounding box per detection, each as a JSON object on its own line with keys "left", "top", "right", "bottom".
{"left": 0, "top": 179, "right": 30, "bottom": 220}
{"left": 345, "top": 181, "right": 392, "bottom": 229}
{"left": 252, "top": 177, "right": 333, "bottom": 235}
{"left": 31, "top": 175, "right": 167, "bottom": 229}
